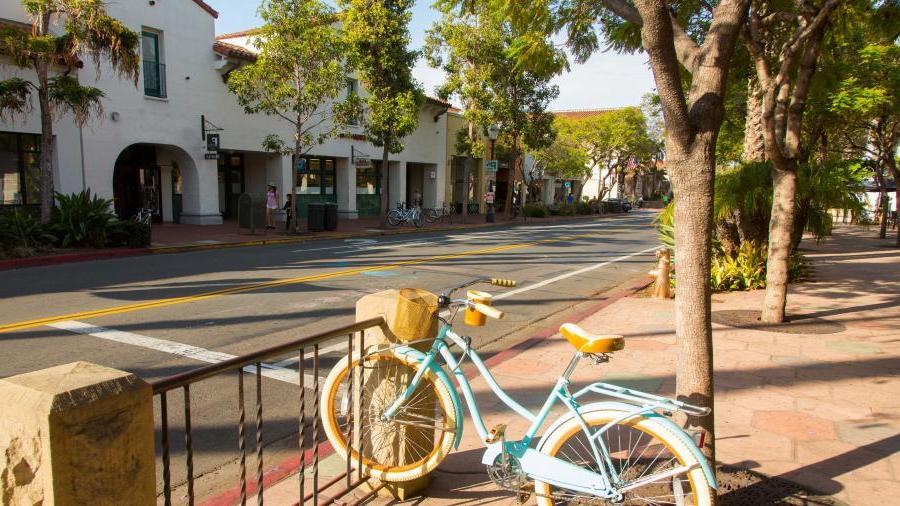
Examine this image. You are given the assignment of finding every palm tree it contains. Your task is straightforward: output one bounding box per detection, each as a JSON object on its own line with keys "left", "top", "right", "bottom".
{"left": 0, "top": 0, "right": 140, "bottom": 223}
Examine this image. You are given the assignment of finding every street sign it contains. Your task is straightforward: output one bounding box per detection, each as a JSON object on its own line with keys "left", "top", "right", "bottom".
{"left": 485, "top": 191, "right": 495, "bottom": 204}
{"left": 297, "top": 158, "right": 307, "bottom": 173}
{"left": 485, "top": 160, "right": 498, "bottom": 173}
{"left": 206, "top": 133, "right": 220, "bottom": 151}
{"left": 563, "top": 181, "right": 571, "bottom": 188}
{"left": 204, "top": 153, "right": 219, "bottom": 160}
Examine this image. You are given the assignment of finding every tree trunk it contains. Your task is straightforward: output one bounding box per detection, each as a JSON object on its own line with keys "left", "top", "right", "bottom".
{"left": 761, "top": 164, "right": 798, "bottom": 323}
{"left": 292, "top": 125, "right": 302, "bottom": 233}
{"left": 878, "top": 187, "right": 888, "bottom": 239}
{"left": 791, "top": 198, "right": 810, "bottom": 250}
{"left": 380, "top": 143, "right": 390, "bottom": 228}
{"left": 670, "top": 143, "right": 717, "bottom": 463}
{"left": 462, "top": 156, "right": 471, "bottom": 222}
{"left": 37, "top": 61, "right": 54, "bottom": 224}
{"left": 742, "top": 77, "right": 766, "bottom": 163}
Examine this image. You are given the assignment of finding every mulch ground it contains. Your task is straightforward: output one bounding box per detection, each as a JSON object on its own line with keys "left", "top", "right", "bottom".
{"left": 717, "top": 465, "right": 846, "bottom": 505}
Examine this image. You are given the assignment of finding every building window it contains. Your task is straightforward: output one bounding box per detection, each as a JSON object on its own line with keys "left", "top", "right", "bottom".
{"left": 0, "top": 132, "right": 41, "bottom": 206}
{"left": 346, "top": 78, "right": 360, "bottom": 125}
{"left": 142, "top": 30, "right": 166, "bottom": 98}
{"left": 356, "top": 164, "right": 380, "bottom": 195}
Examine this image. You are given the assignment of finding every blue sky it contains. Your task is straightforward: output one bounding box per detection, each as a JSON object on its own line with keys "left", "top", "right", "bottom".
{"left": 206, "top": 0, "right": 655, "bottom": 110}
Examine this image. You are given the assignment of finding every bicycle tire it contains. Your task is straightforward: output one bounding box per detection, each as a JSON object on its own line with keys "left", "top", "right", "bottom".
{"left": 387, "top": 209, "right": 402, "bottom": 226}
{"left": 320, "top": 350, "right": 458, "bottom": 483}
{"left": 535, "top": 409, "right": 714, "bottom": 505}
{"left": 413, "top": 211, "right": 423, "bottom": 228}
{"left": 424, "top": 209, "right": 438, "bottom": 223}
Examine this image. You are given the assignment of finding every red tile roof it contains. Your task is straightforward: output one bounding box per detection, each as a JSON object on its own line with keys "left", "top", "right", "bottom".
{"left": 191, "top": 0, "right": 219, "bottom": 19}
{"left": 213, "top": 40, "right": 257, "bottom": 62}
{"left": 216, "top": 28, "right": 264, "bottom": 41}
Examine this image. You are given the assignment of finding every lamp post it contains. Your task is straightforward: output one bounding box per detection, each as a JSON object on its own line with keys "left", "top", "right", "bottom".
{"left": 486, "top": 125, "right": 500, "bottom": 223}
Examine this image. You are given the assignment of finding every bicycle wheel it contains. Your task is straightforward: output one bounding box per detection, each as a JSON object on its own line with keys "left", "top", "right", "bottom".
{"left": 424, "top": 208, "right": 438, "bottom": 223}
{"left": 387, "top": 209, "right": 402, "bottom": 226}
{"left": 412, "top": 211, "right": 423, "bottom": 228}
{"left": 535, "top": 409, "right": 714, "bottom": 506}
{"left": 320, "top": 350, "right": 458, "bottom": 483}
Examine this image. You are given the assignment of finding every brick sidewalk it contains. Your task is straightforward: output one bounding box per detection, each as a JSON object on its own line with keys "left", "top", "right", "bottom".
{"left": 397, "top": 225, "right": 898, "bottom": 504}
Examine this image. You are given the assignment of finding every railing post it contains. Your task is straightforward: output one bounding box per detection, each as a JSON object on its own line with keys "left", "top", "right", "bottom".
{"left": 355, "top": 290, "right": 437, "bottom": 500}
{"left": 0, "top": 361, "right": 156, "bottom": 505}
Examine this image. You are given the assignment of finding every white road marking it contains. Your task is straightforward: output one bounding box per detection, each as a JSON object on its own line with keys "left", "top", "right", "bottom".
{"left": 492, "top": 245, "right": 659, "bottom": 301}
{"left": 48, "top": 320, "right": 312, "bottom": 386}
{"left": 49, "top": 222, "right": 657, "bottom": 384}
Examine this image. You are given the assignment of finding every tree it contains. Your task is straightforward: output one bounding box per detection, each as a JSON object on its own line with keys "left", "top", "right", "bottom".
{"left": 227, "top": 0, "right": 359, "bottom": 233}
{"left": 340, "top": 0, "right": 421, "bottom": 227}
{"left": 425, "top": 4, "right": 560, "bottom": 215}
{"left": 829, "top": 42, "right": 900, "bottom": 245}
{"left": 451, "top": 0, "right": 752, "bottom": 466}
{"left": 532, "top": 117, "right": 591, "bottom": 197}
{"left": 0, "top": 0, "right": 139, "bottom": 223}
{"left": 743, "top": 0, "right": 842, "bottom": 323}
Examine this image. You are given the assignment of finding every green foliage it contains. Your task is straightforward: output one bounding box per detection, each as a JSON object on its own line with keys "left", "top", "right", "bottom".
{"left": 47, "top": 75, "right": 104, "bottom": 125}
{"left": 340, "top": 0, "right": 422, "bottom": 154}
{"left": 523, "top": 203, "right": 548, "bottom": 217}
{"left": 228, "top": 0, "right": 357, "bottom": 157}
{"left": 51, "top": 190, "right": 114, "bottom": 248}
{"left": 0, "top": 209, "right": 55, "bottom": 256}
{"left": 575, "top": 200, "right": 592, "bottom": 215}
{"left": 655, "top": 201, "right": 675, "bottom": 251}
{"left": 709, "top": 242, "right": 810, "bottom": 292}
{"left": 556, "top": 203, "right": 576, "bottom": 216}
{"left": 710, "top": 242, "right": 767, "bottom": 292}
{"left": 0, "top": 78, "right": 32, "bottom": 119}
{"left": 425, "top": 3, "right": 559, "bottom": 159}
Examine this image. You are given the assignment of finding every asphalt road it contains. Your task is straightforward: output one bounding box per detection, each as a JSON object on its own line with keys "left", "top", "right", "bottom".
{"left": 0, "top": 210, "right": 659, "bottom": 502}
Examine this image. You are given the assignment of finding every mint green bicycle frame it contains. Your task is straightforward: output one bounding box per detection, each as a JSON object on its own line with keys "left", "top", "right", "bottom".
{"left": 382, "top": 323, "right": 717, "bottom": 498}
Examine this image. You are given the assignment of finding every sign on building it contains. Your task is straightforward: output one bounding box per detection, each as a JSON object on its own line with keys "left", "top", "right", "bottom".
{"left": 485, "top": 160, "right": 499, "bottom": 173}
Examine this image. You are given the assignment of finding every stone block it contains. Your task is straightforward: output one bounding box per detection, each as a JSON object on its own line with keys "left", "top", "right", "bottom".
{"left": 0, "top": 362, "right": 155, "bottom": 506}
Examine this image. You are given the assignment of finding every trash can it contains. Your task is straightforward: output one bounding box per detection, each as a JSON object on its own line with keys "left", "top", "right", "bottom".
{"left": 308, "top": 202, "right": 325, "bottom": 232}
{"left": 325, "top": 202, "right": 338, "bottom": 231}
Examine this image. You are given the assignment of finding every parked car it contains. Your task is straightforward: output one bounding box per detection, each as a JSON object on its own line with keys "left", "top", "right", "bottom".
{"left": 602, "top": 198, "right": 632, "bottom": 213}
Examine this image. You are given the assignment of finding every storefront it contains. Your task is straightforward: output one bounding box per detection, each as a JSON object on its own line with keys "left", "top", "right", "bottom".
{"left": 0, "top": 131, "right": 41, "bottom": 207}
{"left": 295, "top": 155, "right": 338, "bottom": 218}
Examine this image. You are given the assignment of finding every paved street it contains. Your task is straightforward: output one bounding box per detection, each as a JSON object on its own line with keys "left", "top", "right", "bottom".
{"left": 0, "top": 211, "right": 659, "bottom": 501}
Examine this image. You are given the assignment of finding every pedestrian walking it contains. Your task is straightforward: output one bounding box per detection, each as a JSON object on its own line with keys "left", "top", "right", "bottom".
{"left": 266, "top": 183, "right": 278, "bottom": 230}
{"left": 283, "top": 194, "right": 293, "bottom": 231}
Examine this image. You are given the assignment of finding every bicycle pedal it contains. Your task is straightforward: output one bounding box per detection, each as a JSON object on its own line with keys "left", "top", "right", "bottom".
{"left": 515, "top": 483, "right": 534, "bottom": 504}
{"left": 485, "top": 423, "right": 507, "bottom": 444}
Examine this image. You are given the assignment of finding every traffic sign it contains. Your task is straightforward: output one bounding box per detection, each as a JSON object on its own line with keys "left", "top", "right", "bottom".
{"left": 563, "top": 181, "right": 571, "bottom": 188}
{"left": 485, "top": 160, "right": 499, "bottom": 173}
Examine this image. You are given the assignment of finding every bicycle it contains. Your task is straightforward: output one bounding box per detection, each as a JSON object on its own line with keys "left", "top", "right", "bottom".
{"left": 133, "top": 207, "right": 153, "bottom": 227}
{"left": 321, "top": 279, "right": 717, "bottom": 505}
{"left": 387, "top": 202, "right": 423, "bottom": 228}
{"left": 424, "top": 202, "right": 454, "bottom": 224}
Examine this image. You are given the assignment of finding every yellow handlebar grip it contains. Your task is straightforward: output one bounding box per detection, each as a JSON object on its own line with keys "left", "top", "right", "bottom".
{"left": 490, "top": 278, "right": 517, "bottom": 287}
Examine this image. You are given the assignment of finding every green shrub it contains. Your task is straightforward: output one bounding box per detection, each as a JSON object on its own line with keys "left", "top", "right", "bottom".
{"left": 524, "top": 203, "right": 548, "bottom": 218}
{"left": 0, "top": 209, "right": 56, "bottom": 256}
{"left": 105, "top": 220, "right": 151, "bottom": 248}
{"left": 709, "top": 242, "right": 809, "bottom": 292}
{"left": 576, "top": 200, "right": 592, "bottom": 215}
{"left": 558, "top": 203, "right": 576, "bottom": 216}
{"left": 51, "top": 190, "right": 115, "bottom": 247}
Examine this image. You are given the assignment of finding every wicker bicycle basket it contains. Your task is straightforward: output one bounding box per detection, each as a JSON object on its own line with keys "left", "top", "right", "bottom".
{"left": 393, "top": 288, "right": 439, "bottom": 341}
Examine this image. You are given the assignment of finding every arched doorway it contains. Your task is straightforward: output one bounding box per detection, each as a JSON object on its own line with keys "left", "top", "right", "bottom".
{"left": 113, "top": 144, "right": 162, "bottom": 222}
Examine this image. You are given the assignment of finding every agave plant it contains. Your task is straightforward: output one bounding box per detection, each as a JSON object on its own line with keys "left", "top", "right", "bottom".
{"left": 52, "top": 190, "right": 115, "bottom": 248}
{"left": 0, "top": 209, "right": 55, "bottom": 253}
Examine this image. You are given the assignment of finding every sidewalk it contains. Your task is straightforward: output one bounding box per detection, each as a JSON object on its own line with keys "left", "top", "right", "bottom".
{"left": 400, "top": 225, "right": 899, "bottom": 504}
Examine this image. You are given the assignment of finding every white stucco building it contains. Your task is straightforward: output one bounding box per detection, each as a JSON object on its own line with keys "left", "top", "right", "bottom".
{"left": 1, "top": 0, "right": 450, "bottom": 225}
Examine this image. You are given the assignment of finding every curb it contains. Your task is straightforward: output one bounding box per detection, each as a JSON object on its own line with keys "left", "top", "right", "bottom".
{"left": 0, "top": 213, "right": 636, "bottom": 271}
{"left": 198, "top": 274, "right": 653, "bottom": 506}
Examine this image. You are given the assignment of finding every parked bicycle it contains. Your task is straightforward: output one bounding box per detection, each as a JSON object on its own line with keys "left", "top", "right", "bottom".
{"left": 387, "top": 202, "right": 423, "bottom": 228}
{"left": 424, "top": 201, "right": 454, "bottom": 224}
{"left": 133, "top": 207, "right": 154, "bottom": 227}
{"left": 321, "top": 278, "right": 716, "bottom": 505}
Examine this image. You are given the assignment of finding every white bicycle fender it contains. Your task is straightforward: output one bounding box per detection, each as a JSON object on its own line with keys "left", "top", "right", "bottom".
{"left": 537, "top": 401, "right": 718, "bottom": 490}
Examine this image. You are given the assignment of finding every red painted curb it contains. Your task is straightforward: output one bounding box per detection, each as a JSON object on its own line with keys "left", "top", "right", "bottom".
{"left": 0, "top": 248, "right": 145, "bottom": 271}
{"left": 199, "top": 440, "right": 333, "bottom": 506}
{"left": 198, "top": 275, "right": 653, "bottom": 506}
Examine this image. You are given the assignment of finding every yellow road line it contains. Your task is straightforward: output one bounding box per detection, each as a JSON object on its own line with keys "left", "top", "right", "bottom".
{"left": 0, "top": 233, "right": 597, "bottom": 334}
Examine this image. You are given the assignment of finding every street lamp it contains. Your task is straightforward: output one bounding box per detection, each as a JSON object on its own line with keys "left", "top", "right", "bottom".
{"left": 486, "top": 125, "right": 500, "bottom": 223}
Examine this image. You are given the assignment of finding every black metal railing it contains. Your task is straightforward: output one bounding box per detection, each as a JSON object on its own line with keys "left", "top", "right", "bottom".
{"left": 151, "top": 317, "right": 387, "bottom": 506}
{"left": 143, "top": 60, "right": 167, "bottom": 98}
